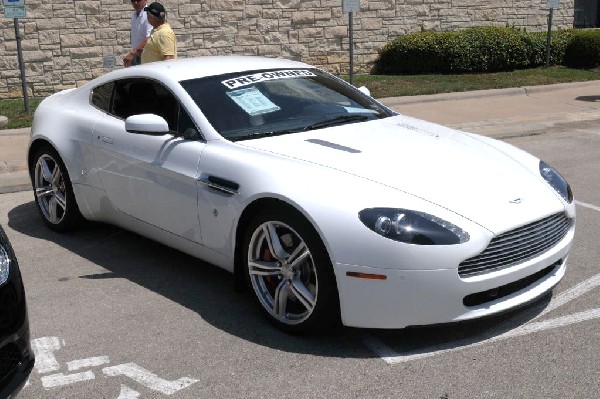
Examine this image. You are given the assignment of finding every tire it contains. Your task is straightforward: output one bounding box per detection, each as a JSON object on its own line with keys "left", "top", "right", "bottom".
{"left": 243, "top": 207, "right": 340, "bottom": 334}
{"left": 31, "top": 146, "right": 83, "bottom": 232}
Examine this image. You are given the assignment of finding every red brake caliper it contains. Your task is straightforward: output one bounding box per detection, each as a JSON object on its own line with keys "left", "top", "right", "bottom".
{"left": 262, "top": 247, "right": 275, "bottom": 286}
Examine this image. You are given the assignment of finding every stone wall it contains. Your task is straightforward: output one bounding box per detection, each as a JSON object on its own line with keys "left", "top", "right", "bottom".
{"left": 0, "top": 0, "right": 575, "bottom": 99}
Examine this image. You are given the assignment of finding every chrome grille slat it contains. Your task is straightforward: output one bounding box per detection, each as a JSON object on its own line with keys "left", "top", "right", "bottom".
{"left": 460, "top": 224, "right": 570, "bottom": 275}
{"left": 487, "top": 217, "right": 571, "bottom": 247}
{"left": 460, "top": 236, "right": 565, "bottom": 275}
{"left": 459, "top": 213, "right": 573, "bottom": 277}
{"left": 465, "top": 222, "right": 570, "bottom": 264}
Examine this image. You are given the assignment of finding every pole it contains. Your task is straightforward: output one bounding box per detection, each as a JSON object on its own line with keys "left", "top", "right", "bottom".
{"left": 349, "top": 11, "right": 354, "bottom": 86}
{"left": 14, "top": 18, "right": 30, "bottom": 113}
{"left": 545, "top": 8, "right": 554, "bottom": 68}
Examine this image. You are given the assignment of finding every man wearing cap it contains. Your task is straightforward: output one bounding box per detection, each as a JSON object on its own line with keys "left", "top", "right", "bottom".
{"left": 141, "top": 2, "right": 177, "bottom": 64}
{"left": 123, "top": 0, "right": 152, "bottom": 67}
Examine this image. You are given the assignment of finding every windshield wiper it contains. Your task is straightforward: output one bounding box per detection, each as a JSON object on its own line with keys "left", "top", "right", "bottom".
{"left": 231, "top": 115, "right": 371, "bottom": 141}
{"left": 231, "top": 130, "right": 295, "bottom": 142}
{"left": 303, "top": 114, "right": 370, "bottom": 131}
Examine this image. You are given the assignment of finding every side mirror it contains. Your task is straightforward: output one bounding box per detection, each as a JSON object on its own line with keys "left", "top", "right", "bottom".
{"left": 357, "top": 86, "right": 371, "bottom": 97}
{"left": 125, "top": 114, "right": 169, "bottom": 135}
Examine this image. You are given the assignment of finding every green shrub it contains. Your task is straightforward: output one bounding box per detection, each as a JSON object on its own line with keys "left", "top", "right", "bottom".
{"left": 375, "top": 32, "right": 459, "bottom": 74}
{"left": 564, "top": 29, "right": 600, "bottom": 68}
{"left": 453, "top": 27, "right": 530, "bottom": 72}
{"left": 526, "top": 29, "right": 575, "bottom": 66}
{"left": 374, "top": 27, "right": 591, "bottom": 75}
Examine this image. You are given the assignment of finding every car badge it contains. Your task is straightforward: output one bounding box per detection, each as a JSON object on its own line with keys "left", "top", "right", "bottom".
{"left": 509, "top": 197, "right": 523, "bottom": 204}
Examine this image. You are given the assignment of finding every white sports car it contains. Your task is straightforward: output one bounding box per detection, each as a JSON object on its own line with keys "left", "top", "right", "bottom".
{"left": 28, "top": 56, "right": 575, "bottom": 333}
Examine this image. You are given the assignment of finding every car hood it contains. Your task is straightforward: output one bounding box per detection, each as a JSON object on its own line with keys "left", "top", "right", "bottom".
{"left": 237, "top": 115, "right": 564, "bottom": 233}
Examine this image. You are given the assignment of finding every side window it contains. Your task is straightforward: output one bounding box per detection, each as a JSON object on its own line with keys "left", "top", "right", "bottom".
{"left": 110, "top": 78, "right": 194, "bottom": 135}
{"left": 105, "top": 78, "right": 201, "bottom": 139}
{"left": 90, "top": 82, "right": 113, "bottom": 113}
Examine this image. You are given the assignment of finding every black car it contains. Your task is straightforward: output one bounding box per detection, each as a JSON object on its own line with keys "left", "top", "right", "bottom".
{"left": 0, "top": 224, "right": 34, "bottom": 398}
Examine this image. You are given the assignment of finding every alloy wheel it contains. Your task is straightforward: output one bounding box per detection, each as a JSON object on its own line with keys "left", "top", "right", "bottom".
{"left": 34, "top": 154, "right": 67, "bottom": 225}
{"left": 247, "top": 220, "right": 318, "bottom": 325}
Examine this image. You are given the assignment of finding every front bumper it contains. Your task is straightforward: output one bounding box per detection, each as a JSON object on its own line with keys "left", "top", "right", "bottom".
{"left": 334, "top": 226, "right": 573, "bottom": 329}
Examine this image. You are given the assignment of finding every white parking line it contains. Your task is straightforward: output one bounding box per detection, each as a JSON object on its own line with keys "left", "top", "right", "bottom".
{"left": 501, "top": 308, "right": 600, "bottom": 339}
{"left": 363, "top": 272, "right": 600, "bottom": 364}
{"left": 364, "top": 307, "right": 600, "bottom": 364}
{"left": 576, "top": 200, "right": 600, "bottom": 212}
{"left": 536, "top": 273, "right": 600, "bottom": 318}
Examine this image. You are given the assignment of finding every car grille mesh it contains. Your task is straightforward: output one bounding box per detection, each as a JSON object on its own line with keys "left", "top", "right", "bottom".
{"left": 459, "top": 213, "right": 573, "bottom": 278}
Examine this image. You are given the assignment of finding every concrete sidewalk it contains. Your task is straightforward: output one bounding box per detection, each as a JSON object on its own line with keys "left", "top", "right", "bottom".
{"left": 0, "top": 128, "right": 30, "bottom": 194}
{"left": 1, "top": 80, "right": 599, "bottom": 194}
{"left": 380, "top": 80, "right": 600, "bottom": 137}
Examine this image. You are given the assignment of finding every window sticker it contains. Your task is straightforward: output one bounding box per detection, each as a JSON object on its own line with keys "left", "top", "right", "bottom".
{"left": 226, "top": 86, "right": 281, "bottom": 116}
{"left": 221, "top": 70, "right": 316, "bottom": 90}
{"left": 343, "top": 106, "right": 379, "bottom": 114}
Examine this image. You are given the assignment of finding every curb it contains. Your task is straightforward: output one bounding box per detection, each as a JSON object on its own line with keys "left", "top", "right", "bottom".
{"left": 0, "top": 171, "right": 30, "bottom": 195}
{"left": 522, "top": 80, "right": 600, "bottom": 95}
{"left": 0, "top": 127, "right": 30, "bottom": 136}
{"left": 380, "top": 87, "right": 526, "bottom": 106}
{"left": 379, "top": 80, "right": 600, "bottom": 106}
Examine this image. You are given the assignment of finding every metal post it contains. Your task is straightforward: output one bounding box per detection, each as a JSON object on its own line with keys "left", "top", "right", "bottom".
{"left": 349, "top": 11, "right": 354, "bottom": 86}
{"left": 348, "top": 11, "right": 354, "bottom": 84}
{"left": 545, "top": 8, "right": 554, "bottom": 68}
{"left": 14, "top": 18, "right": 29, "bottom": 113}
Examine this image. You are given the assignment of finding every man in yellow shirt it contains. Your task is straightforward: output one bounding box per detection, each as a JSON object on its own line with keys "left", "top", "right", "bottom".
{"left": 141, "top": 2, "right": 177, "bottom": 64}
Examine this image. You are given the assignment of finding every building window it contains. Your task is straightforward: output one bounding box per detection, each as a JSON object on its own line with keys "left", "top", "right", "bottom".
{"left": 574, "top": 0, "right": 600, "bottom": 27}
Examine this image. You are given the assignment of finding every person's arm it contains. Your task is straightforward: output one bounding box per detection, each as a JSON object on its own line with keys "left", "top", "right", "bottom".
{"left": 123, "top": 37, "right": 149, "bottom": 67}
{"left": 131, "top": 37, "right": 149, "bottom": 57}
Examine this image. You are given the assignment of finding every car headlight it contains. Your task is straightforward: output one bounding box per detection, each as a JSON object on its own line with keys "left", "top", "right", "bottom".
{"left": 0, "top": 244, "right": 10, "bottom": 286}
{"left": 358, "top": 208, "right": 469, "bottom": 245}
{"left": 539, "top": 161, "right": 573, "bottom": 203}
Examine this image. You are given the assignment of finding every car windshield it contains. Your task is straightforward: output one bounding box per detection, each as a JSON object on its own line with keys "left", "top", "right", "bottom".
{"left": 180, "top": 68, "right": 392, "bottom": 141}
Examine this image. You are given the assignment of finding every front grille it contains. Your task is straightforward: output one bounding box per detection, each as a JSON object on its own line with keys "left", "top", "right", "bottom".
{"left": 0, "top": 343, "right": 20, "bottom": 381}
{"left": 459, "top": 213, "right": 573, "bottom": 278}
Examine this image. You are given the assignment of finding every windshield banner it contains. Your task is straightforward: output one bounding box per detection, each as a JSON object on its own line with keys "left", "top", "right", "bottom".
{"left": 222, "top": 70, "right": 316, "bottom": 90}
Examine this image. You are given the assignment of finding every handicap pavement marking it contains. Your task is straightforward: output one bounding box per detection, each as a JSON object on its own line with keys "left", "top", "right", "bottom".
{"left": 28, "top": 336, "right": 199, "bottom": 396}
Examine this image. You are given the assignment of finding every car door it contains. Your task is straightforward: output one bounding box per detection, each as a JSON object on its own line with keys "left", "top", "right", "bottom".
{"left": 91, "top": 78, "right": 206, "bottom": 243}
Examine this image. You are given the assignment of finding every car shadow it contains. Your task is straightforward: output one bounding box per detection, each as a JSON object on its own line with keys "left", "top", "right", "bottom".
{"left": 7, "top": 200, "right": 550, "bottom": 360}
{"left": 575, "top": 95, "right": 600, "bottom": 102}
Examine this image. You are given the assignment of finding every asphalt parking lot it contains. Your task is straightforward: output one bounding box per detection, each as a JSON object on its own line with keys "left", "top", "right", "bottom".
{"left": 1, "top": 86, "right": 599, "bottom": 398}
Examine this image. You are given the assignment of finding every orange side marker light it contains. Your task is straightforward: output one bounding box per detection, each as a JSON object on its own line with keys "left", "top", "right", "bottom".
{"left": 346, "top": 271, "right": 387, "bottom": 280}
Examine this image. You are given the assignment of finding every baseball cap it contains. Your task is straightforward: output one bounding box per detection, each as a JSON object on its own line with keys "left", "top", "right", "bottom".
{"left": 144, "top": 2, "right": 166, "bottom": 19}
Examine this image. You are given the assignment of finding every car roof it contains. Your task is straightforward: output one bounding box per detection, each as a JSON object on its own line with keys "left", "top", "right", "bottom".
{"left": 106, "top": 56, "right": 314, "bottom": 83}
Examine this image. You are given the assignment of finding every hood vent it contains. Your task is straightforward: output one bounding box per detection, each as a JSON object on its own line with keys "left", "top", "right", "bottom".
{"left": 305, "top": 139, "right": 361, "bottom": 153}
